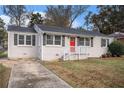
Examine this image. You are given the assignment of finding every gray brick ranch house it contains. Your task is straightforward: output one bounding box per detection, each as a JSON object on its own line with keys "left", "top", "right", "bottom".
{"left": 7, "top": 24, "right": 114, "bottom": 61}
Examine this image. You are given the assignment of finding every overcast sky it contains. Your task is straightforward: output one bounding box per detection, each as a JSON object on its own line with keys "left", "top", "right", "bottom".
{"left": 0, "top": 5, "right": 98, "bottom": 28}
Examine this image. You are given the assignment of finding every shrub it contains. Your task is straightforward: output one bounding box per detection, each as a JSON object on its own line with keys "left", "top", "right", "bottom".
{"left": 101, "top": 52, "right": 112, "bottom": 58}
{"left": 106, "top": 52, "right": 112, "bottom": 57}
{"left": 108, "top": 41, "right": 124, "bottom": 57}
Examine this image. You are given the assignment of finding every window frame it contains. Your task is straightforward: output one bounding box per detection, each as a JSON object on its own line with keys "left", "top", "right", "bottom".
{"left": 45, "top": 34, "right": 62, "bottom": 46}
{"left": 26, "top": 35, "right": 32, "bottom": 45}
{"left": 78, "top": 37, "right": 85, "bottom": 46}
{"left": 101, "top": 38, "right": 107, "bottom": 47}
{"left": 54, "top": 35, "right": 61, "bottom": 45}
{"left": 46, "top": 34, "right": 54, "bottom": 45}
{"left": 14, "top": 34, "right": 36, "bottom": 46}
{"left": 85, "top": 38, "right": 90, "bottom": 46}
{"left": 18, "top": 34, "right": 25, "bottom": 45}
{"left": 78, "top": 37, "right": 91, "bottom": 47}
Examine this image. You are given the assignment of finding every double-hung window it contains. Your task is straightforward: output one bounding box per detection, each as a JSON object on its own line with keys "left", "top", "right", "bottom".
{"left": 46, "top": 35, "right": 53, "bottom": 45}
{"left": 101, "top": 39, "right": 106, "bottom": 47}
{"left": 19, "top": 35, "right": 24, "bottom": 45}
{"left": 101, "top": 39, "right": 110, "bottom": 47}
{"left": 78, "top": 37, "right": 85, "bottom": 46}
{"left": 78, "top": 37, "right": 91, "bottom": 46}
{"left": 85, "top": 38, "right": 90, "bottom": 46}
{"left": 54, "top": 35, "right": 61, "bottom": 45}
{"left": 26, "top": 35, "right": 31, "bottom": 45}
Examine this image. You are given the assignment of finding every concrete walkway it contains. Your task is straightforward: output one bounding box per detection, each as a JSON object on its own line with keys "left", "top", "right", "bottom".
{"left": 8, "top": 60, "right": 71, "bottom": 88}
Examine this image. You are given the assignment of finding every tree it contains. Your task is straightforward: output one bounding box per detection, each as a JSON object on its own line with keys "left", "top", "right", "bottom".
{"left": 45, "top": 5, "right": 88, "bottom": 28}
{"left": 84, "top": 11, "right": 92, "bottom": 30}
{"left": 0, "top": 17, "right": 7, "bottom": 48}
{"left": 29, "top": 13, "right": 44, "bottom": 27}
{"left": 89, "top": 5, "right": 124, "bottom": 34}
{"left": 3, "top": 5, "right": 27, "bottom": 26}
{"left": 0, "top": 18, "right": 5, "bottom": 29}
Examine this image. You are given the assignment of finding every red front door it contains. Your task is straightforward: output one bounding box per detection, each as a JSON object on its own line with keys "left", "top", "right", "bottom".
{"left": 70, "top": 37, "right": 75, "bottom": 52}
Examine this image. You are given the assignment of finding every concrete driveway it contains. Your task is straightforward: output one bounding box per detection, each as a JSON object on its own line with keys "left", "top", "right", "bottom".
{"left": 8, "top": 60, "right": 71, "bottom": 88}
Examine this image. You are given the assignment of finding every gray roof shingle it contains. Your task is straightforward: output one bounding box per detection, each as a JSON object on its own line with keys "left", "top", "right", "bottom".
{"left": 7, "top": 24, "right": 109, "bottom": 37}
{"left": 7, "top": 25, "right": 36, "bottom": 33}
{"left": 36, "top": 24, "right": 108, "bottom": 37}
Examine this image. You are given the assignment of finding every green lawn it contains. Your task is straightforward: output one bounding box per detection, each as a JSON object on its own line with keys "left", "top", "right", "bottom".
{"left": 0, "top": 64, "right": 11, "bottom": 88}
{"left": 43, "top": 58, "right": 124, "bottom": 88}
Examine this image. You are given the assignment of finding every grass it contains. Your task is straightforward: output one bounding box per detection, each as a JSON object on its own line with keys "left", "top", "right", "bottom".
{"left": 0, "top": 64, "right": 11, "bottom": 88}
{"left": 43, "top": 58, "right": 124, "bottom": 88}
{"left": 0, "top": 51, "right": 7, "bottom": 58}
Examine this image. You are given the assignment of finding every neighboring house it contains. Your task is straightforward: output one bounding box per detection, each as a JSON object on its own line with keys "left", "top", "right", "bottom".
{"left": 109, "top": 32, "right": 124, "bottom": 43}
{"left": 7, "top": 24, "right": 114, "bottom": 61}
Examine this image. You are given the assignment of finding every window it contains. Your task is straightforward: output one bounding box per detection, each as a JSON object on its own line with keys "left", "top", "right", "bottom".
{"left": 55, "top": 35, "right": 61, "bottom": 45}
{"left": 101, "top": 39, "right": 106, "bottom": 47}
{"left": 46, "top": 35, "right": 53, "bottom": 45}
{"left": 45, "top": 34, "right": 62, "bottom": 45}
{"left": 14, "top": 34, "right": 35, "bottom": 46}
{"left": 14, "top": 34, "right": 17, "bottom": 45}
{"left": 26, "top": 35, "right": 31, "bottom": 45}
{"left": 19, "top": 35, "right": 24, "bottom": 45}
{"left": 85, "top": 38, "right": 90, "bottom": 46}
{"left": 46, "top": 35, "right": 62, "bottom": 45}
{"left": 78, "top": 37, "right": 85, "bottom": 46}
